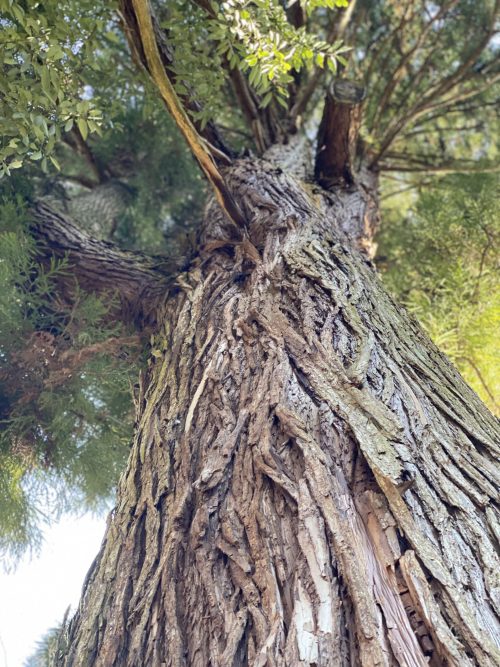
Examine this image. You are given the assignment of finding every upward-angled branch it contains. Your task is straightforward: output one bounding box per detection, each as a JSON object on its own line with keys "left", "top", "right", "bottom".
{"left": 414, "top": 1, "right": 498, "bottom": 108}
{"left": 62, "top": 126, "right": 107, "bottom": 184}
{"left": 371, "top": 0, "right": 499, "bottom": 165}
{"left": 371, "top": 0, "right": 460, "bottom": 129}
{"left": 30, "top": 201, "right": 171, "bottom": 326}
{"left": 363, "top": 2, "right": 418, "bottom": 96}
{"left": 227, "top": 67, "right": 270, "bottom": 152}
{"left": 190, "top": 0, "right": 277, "bottom": 152}
{"left": 379, "top": 161, "right": 500, "bottom": 175}
{"left": 120, "top": 0, "right": 246, "bottom": 228}
{"left": 120, "top": 0, "right": 230, "bottom": 158}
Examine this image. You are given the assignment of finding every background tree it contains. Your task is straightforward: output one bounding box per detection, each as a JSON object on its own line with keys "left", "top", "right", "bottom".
{"left": 379, "top": 172, "right": 499, "bottom": 414}
{"left": 1, "top": 0, "right": 499, "bottom": 664}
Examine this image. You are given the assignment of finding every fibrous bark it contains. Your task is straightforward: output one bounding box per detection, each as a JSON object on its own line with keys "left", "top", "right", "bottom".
{"left": 31, "top": 202, "right": 169, "bottom": 325}
{"left": 119, "top": 0, "right": 246, "bottom": 228}
{"left": 59, "top": 158, "right": 500, "bottom": 667}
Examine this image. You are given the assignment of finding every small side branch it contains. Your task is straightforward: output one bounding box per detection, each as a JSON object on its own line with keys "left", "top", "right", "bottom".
{"left": 315, "top": 80, "right": 366, "bottom": 187}
{"left": 190, "top": 0, "right": 276, "bottom": 152}
{"left": 379, "top": 162, "right": 500, "bottom": 175}
{"left": 62, "top": 126, "right": 107, "bottom": 184}
{"left": 30, "top": 201, "right": 171, "bottom": 326}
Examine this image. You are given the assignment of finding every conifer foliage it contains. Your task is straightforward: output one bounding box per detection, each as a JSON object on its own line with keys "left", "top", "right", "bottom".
{"left": 0, "top": 0, "right": 498, "bottom": 565}
{"left": 0, "top": 1, "right": 499, "bottom": 661}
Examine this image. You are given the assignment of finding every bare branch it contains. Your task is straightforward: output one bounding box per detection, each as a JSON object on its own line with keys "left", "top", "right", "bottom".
{"left": 56, "top": 173, "right": 101, "bottom": 191}
{"left": 363, "top": 2, "right": 419, "bottom": 95}
{"left": 43, "top": 335, "right": 142, "bottom": 390}
{"left": 372, "top": 0, "right": 460, "bottom": 128}
{"left": 120, "top": 0, "right": 231, "bottom": 157}
{"left": 379, "top": 162, "right": 500, "bottom": 175}
{"left": 401, "top": 123, "right": 485, "bottom": 139}
{"left": 401, "top": 99, "right": 499, "bottom": 130}
{"left": 286, "top": 0, "right": 306, "bottom": 29}
{"left": 370, "top": 0, "right": 499, "bottom": 166}
{"left": 415, "top": 73, "right": 500, "bottom": 117}
{"left": 380, "top": 181, "right": 433, "bottom": 201}
{"left": 227, "top": 67, "right": 271, "bottom": 153}
{"left": 462, "top": 357, "right": 499, "bottom": 412}
{"left": 62, "top": 127, "right": 106, "bottom": 184}
{"left": 415, "top": 5, "right": 499, "bottom": 108}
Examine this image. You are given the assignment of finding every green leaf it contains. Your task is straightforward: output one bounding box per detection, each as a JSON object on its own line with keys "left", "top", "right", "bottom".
{"left": 260, "top": 91, "right": 273, "bottom": 108}
{"left": 77, "top": 117, "right": 88, "bottom": 140}
{"left": 41, "top": 66, "right": 51, "bottom": 94}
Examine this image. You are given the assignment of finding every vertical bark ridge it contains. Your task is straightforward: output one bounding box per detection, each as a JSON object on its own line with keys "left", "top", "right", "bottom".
{"left": 61, "top": 160, "right": 499, "bottom": 667}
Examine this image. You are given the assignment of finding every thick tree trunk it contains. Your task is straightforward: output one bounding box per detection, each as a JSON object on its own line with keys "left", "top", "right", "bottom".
{"left": 60, "top": 158, "right": 499, "bottom": 667}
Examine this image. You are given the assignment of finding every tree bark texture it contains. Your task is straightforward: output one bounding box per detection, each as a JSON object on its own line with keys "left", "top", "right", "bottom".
{"left": 31, "top": 202, "right": 169, "bottom": 326}
{"left": 315, "top": 80, "right": 365, "bottom": 189}
{"left": 60, "top": 158, "right": 499, "bottom": 666}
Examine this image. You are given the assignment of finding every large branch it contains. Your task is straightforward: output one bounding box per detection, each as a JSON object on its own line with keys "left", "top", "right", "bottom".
{"left": 119, "top": 0, "right": 246, "bottom": 228}
{"left": 315, "top": 80, "right": 365, "bottom": 187}
{"left": 120, "top": 0, "right": 230, "bottom": 158}
{"left": 30, "top": 201, "right": 171, "bottom": 326}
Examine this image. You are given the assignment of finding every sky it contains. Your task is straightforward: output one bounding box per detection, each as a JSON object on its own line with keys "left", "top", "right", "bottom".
{"left": 0, "top": 514, "right": 106, "bottom": 667}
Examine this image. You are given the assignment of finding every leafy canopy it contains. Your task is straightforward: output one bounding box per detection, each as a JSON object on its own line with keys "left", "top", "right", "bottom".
{"left": 0, "top": 0, "right": 349, "bottom": 170}
{"left": 0, "top": 177, "right": 138, "bottom": 567}
{"left": 0, "top": 99, "right": 208, "bottom": 566}
{"left": 0, "top": 0, "right": 112, "bottom": 176}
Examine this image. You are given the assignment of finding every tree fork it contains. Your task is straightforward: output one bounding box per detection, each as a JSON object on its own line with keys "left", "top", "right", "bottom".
{"left": 315, "top": 80, "right": 366, "bottom": 188}
{"left": 58, "top": 160, "right": 500, "bottom": 667}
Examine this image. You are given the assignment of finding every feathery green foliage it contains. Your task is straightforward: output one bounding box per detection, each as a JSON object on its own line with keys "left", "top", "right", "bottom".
{"left": 378, "top": 173, "right": 499, "bottom": 413}
{"left": 24, "top": 620, "right": 66, "bottom": 667}
{"left": 0, "top": 178, "right": 138, "bottom": 567}
{"left": 1, "top": 0, "right": 498, "bottom": 570}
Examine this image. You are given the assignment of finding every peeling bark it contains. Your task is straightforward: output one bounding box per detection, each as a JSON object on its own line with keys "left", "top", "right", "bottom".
{"left": 60, "top": 159, "right": 499, "bottom": 667}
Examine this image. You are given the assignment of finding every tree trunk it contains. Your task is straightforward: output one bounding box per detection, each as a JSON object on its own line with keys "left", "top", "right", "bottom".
{"left": 60, "top": 157, "right": 500, "bottom": 667}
